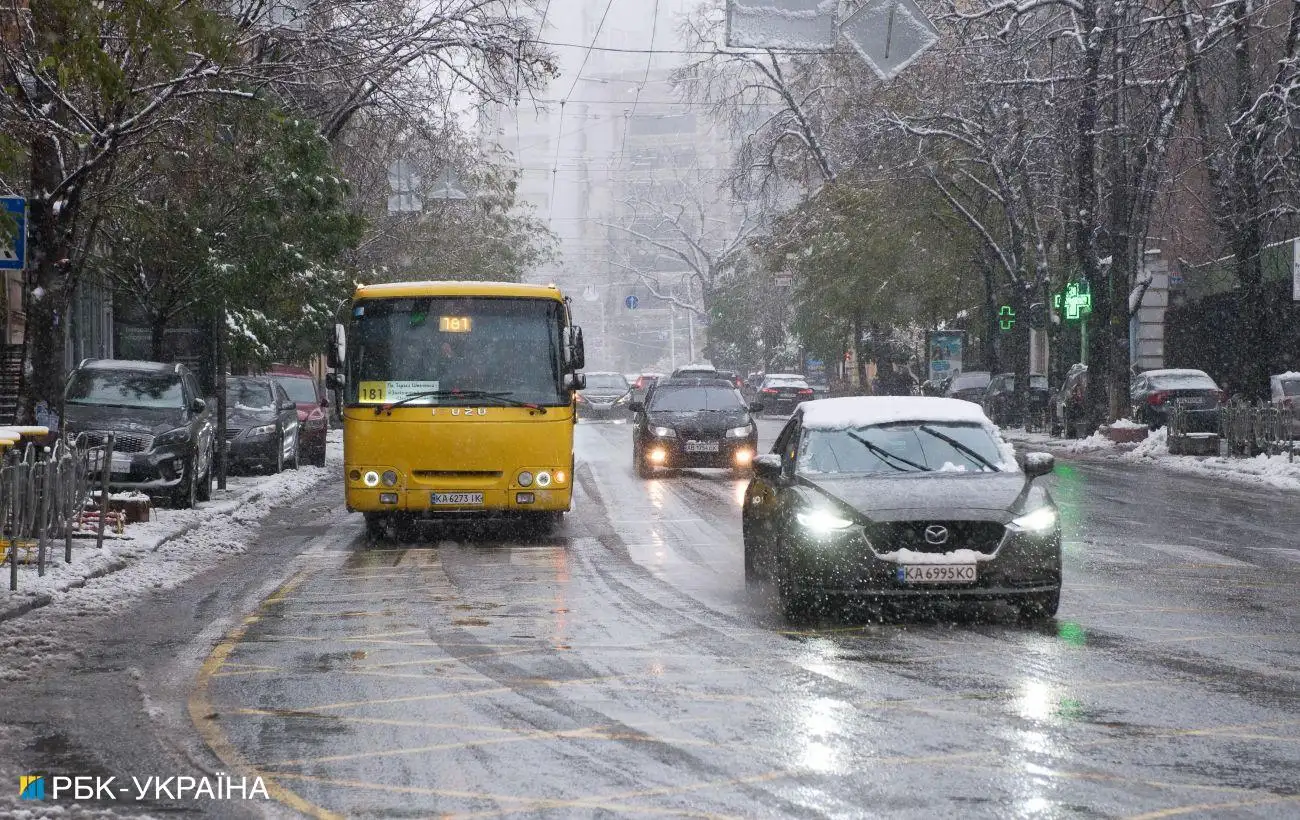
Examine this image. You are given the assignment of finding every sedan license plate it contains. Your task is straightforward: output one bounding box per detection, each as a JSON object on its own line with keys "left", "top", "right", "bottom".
{"left": 431, "top": 492, "right": 483, "bottom": 506}
{"left": 684, "top": 440, "right": 720, "bottom": 453}
{"left": 898, "top": 564, "right": 977, "bottom": 584}
{"left": 110, "top": 453, "right": 132, "bottom": 473}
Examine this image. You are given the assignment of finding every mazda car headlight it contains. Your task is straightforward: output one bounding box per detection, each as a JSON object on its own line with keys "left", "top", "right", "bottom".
{"left": 796, "top": 508, "right": 855, "bottom": 535}
{"left": 1010, "top": 506, "right": 1059, "bottom": 534}
{"left": 614, "top": 393, "right": 631, "bottom": 405}
{"left": 154, "top": 427, "right": 191, "bottom": 448}
{"left": 652, "top": 426, "right": 677, "bottom": 438}
{"left": 244, "top": 424, "right": 276, "bottom": 439}
{"left": 725, "top": 425, "right": 751, "bottom": 439}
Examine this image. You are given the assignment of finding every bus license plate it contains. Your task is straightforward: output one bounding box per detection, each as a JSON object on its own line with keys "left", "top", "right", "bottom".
{"left": 431, "top": 492, "right": 483, "bottom": 506}
{"left": 898, "top": 565, "right": 977, "bottom": 584}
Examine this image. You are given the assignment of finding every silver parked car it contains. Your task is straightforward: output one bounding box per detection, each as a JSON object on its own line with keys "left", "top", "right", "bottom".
{"left": 1270, "top": 372, "right": 1300, "bottom": 438}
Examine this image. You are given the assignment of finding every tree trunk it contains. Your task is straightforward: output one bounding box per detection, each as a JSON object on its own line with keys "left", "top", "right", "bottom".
{"left": 1075, "top": 1, "right": 1106, "bottom": 432}
{"left": 150, "top": 314, "right": 168, "bottom": 362}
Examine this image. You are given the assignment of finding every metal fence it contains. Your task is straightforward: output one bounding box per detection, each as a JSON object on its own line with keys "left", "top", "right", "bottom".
{"left": 1170, "top": 400, "right": 1298, "bottom": 459}
{"left": 3, "top": 433, "right": 116, "bottom": 591}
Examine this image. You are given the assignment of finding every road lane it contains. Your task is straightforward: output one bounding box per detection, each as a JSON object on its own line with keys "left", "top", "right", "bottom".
{"left": 195, "top": 419, "right": 1300, "bottom": 818}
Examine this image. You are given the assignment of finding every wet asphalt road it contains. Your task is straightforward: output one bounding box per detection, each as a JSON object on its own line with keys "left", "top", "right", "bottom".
{"left": 193, "top": 419, "right": 1300, "bottom": 819}
{"left": 6, "top": 417, "right": 1299, "bottom": 818}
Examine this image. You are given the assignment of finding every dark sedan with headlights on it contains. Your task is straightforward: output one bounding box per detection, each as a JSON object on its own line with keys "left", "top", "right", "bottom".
{"left": 224, "top": 376, "right": 300, "bottom": 473}
{"left": 629, "top": 380, "right": 762, "bottom": 477}
{"left": 575, "top": 371, "right": 633, "bottom": 420}
{"left": 742, "top": 397, "right": 1061, "bottom": 620}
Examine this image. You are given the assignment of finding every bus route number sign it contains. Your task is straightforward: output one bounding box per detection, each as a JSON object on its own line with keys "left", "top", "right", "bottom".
{"left": 439, "top": 316, "right": 472, "bottom": 332}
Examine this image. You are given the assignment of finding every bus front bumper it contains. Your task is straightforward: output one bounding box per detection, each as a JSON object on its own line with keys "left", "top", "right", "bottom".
{"left": 346, "top": 486, "right": 571, "bottom": 515}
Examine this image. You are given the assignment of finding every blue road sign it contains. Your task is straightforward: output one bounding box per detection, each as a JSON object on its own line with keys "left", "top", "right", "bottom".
{"left": 1, "top": 196, "right": 26, "bottom": 271}
{"left": 624, "top": 294, "right": 638, "bottom": 310}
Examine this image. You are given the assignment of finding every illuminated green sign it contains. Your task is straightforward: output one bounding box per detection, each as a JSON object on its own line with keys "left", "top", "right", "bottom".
{"left": 998, "top": 305, "right": 1016, "bottom": 331}
{"left": 1053, "top": 281, "right": 1093, "bottom": 321}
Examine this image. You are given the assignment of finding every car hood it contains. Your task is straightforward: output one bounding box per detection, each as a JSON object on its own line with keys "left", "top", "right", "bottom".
{"left": 805, "top": 472, "right": 1035, "bottom": 522}
{"left": 227, "top": 408, "right": 277, "bottom": 428}
{"left": 648, "top": 409, "right": 750, "bottom": 432}
{"left": 63, "top": 403, "right": 186, "bottom": 436}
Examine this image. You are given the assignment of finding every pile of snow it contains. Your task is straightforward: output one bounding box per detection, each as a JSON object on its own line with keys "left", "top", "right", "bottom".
{"left": 1107, "top": 418, "right": 1147, "bottom": 430}
{"left": 1129, "top": 426, "right": 1169, "bottom": 458}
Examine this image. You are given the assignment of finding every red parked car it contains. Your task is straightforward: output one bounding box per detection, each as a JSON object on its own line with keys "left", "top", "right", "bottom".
{"left": 268, "top": 364, "right": 329, "bottom": 467}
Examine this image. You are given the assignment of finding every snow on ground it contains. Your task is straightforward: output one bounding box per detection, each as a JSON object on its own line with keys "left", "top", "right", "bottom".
{"left": 0, "top": 431, "right": 342, "bottom": 681}
{"left": 1005, "top": 425, "right": 1300, "bottom": 491}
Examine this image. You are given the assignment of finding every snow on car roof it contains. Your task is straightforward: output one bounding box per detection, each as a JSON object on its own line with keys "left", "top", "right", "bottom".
{"left": 799, "top": 396, "right": 993, "bottom": 429}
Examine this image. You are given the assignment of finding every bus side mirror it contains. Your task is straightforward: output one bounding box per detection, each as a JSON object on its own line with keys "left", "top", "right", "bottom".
{"left": 569, "top": 326, "right": 585, "bottom": 371}
{"left": 328, "top": 323, "right": 346, "bottom": 369}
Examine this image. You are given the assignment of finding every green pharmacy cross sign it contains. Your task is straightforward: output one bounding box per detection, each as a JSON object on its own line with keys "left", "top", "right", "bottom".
{"left": 998, "top": 305, "right": 1016, "bottom": 331}
{"left": 1054, "top": 281, "right": 1093, "bottom": 321}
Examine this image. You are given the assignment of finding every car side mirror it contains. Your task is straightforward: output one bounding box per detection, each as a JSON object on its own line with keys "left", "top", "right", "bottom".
{"left": 190, "top": 398, "right": 206, "bottom": 414}
{"left": 628, "top": 400, "right": 644, "bottom": 413}
{"left": 1022, "top": 451, "right": 1055, "bottom": 479}
{"left": 320, "top": 395, "right": 330, "bottom": 408}
{"left": 753, "top": 453, "right": 783, "bottom": 483}
{"left": 281, "top": 399, "right": 296, "bottom": 411}
{"left": 749, "top": 402, "right": 765, "bottom": 414}
{"left": 564, "top": 372, "right": 586, "bottom": 391}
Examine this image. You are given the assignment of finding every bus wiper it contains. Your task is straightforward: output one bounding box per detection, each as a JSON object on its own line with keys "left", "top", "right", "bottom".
{"left": 917, "top": 425, "right": 1001, "bottom": 472}
{"left": 846, "top": 430, "right": 930, "bottom": 472}
{"left": 377, "top": 390, "right": 545, "bottom": 415}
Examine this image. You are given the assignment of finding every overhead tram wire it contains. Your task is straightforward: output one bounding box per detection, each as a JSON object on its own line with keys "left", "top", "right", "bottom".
{"left": 549, "top": 0, "right": 619, "bottom": 228}
{"left": 615, "top": 0, "right": 660, "bottom": 167}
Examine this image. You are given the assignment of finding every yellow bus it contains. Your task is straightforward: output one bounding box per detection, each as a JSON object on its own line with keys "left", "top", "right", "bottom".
{"left": 330, "top": 281, "right": 585, "bottom": 539}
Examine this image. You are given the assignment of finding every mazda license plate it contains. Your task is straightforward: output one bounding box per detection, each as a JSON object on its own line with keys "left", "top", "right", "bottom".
{"left": 431, "top": 492, "right": 483, "bottom": 505}
{"left": 898, "top": 565, "right": 977, "bottom": 584}
{"left": 684, "top": 441, "right": 720, "bottom": 453}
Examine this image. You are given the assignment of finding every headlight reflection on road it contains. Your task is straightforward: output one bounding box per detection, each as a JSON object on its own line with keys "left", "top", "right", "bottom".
{"left": 1017, "top": 679, "right": 1056, "bottom": 721}
{"left": 793, "top": 696, "right": 850, "bottom": 774}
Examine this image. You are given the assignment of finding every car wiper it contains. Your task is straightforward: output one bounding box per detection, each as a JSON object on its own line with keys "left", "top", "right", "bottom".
{"left": 846, "top": 430, "right": 929, "bottom": 472}
{"left": 376, "top": 390, "right": 545, "bottom": 415}
{"left": 917, "top": 425, "right": 1001, "bottom": 472}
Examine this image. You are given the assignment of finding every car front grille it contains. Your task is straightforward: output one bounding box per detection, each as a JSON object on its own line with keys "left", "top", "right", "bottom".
{"left": 870, "top": 521, "right": 1005, "bottom": 555}
{"left": 81, "top": 430, "right": 154, "bottom": 453}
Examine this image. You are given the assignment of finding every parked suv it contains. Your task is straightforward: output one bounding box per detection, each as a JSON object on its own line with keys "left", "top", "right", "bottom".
{"left": 268, "top": 364, "right": 328, "bottom": 466}
{"left": 63, "top": 359, "right": 215, "bottom": 508}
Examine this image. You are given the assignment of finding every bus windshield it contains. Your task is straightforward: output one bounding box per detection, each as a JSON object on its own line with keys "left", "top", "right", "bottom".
{"left": 347, "top": 296, "right": 565, "bottom": 406}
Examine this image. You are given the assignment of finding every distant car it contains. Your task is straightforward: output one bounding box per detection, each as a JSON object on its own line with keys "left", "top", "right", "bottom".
{"left": 741, "top": 396, "right": 1061, "bottom": 620}
{"left": 746, "top": 371, "right": 765, "bottom": 391}
{"left": 671, "top": 363, "right": 717, "bottom": 378}
{"left": 63, "top": 358, "right": 215, "bottom": 508}
{"left": 1270, "top": 372, "right": 1300, "bottom": 437}
{"left": 944, "top": 371, "right": 992, "bottom": 403}
{"left": 981, "top": 373, "right": 1050, "bottom": 428}
{"left": 225, "top": 375, "right": 301, "bottom": 473}
{"left": 629, "top": 372, "right": 663, "bottom": 404}
{"left": 807, "top": 379, "right": 831, "bottom": 397}
{"left": 576, "top": 371, "right": 632, "bottom": 419}
{"left": 1130, "top": 368, "right": 1226, "bottom": 431}
{"left": 630, "top": 380, "right": 761, "bottom": 477}
{"left": 268, "top": 364, "right": 329, "bottom": 467}
{"left": 1052, "top": 364, "right": 1088, "bottom": 437}
{"left": 714, "top": 369, "right": 746, "bottom": 390}
{"left": 757, "top": 374, "right": 814, "bottom": 415}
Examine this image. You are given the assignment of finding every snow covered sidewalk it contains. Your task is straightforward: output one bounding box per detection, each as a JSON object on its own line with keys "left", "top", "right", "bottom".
{"left": 0, "top": 431, "right": 341, "bottom": 631}
{"left": 1004, "top": 425, "right": 1300, "bottom": 491}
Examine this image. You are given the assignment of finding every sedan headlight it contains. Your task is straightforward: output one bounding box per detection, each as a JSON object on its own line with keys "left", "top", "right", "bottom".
{"left": 243, "top": 424, "right": 276, "bottom": 439}
{"left": 795, "top": 508, "right": 855, "bottom": 535}
{"left": 652, "top": 426, "right": 677, "bottom": 438}
{"left": 725, "top": 425, "right": 751, "bottom": 439}
{"left": 613, "top": 393, "right": 631, "bottom": 406}
{"left": 154, "top": 427, "right": 191, "bottom": 449}
{"left": 1010, "top": 506, "right": 1059, "bottom": 534}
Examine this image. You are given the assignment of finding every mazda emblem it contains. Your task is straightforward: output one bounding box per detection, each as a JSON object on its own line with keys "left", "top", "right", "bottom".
{"left": 923, "top": 525, "right": 949, "bottom": 545}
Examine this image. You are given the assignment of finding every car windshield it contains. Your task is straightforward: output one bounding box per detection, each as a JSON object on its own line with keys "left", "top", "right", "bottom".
{"left": 1282, "top": 380, "right": 1300, "bottom": 397}
{"left": 797, "top": 422, "right": 1009, "bottom": 475}
{"left": 228, "top": 379, "right": 275, "bottom": 411}
{"left": 585, "top": 374, "right": 628, "bottom": 390}
{"left": 66, "top": 370, "right": 184, "bottom": 410}
{"left": 649, "top": 386, "right": 745, "bottom": 412}
{"left": 273, "top": 375, "right": 318, "bottom": 403}
{"left": 1149, "top": 372, "right": 1217, "bottom": 390}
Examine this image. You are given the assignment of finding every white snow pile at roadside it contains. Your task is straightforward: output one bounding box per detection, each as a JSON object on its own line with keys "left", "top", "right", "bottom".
{"left": 0, "top": 432, "right": 341, "bottom": 681}
{"left": 1107, "top": 418, "right": 1147, "bottom": 429}
{"left": 1129, "top": 425, "right": 1169, "bottom": 457}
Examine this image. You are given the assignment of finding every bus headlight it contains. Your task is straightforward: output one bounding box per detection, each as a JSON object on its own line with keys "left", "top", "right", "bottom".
{"left": 536, "top": 470, "right": 552, "bottom": 488}
{"left": 380, "top": 470, "right": 398, "bottom": 487}
{"left": 362, "top": 470, "right": 380, "bottom": 487}
{"left": 517, "top": 470, "right": 534, "bottom": 487}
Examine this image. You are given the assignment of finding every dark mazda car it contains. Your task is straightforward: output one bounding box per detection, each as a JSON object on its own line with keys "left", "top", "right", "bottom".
{"left": 225, "top": 376, "right": 301, "bottom": 473}
{"left": 575, "top": 371, "right": 632, "bottom": 420}
{"left": 742, "top": 397, "right": 1060, "bottom": 620}
{"left": 63, "top": 359, "right": 215, "bottom": 508}
{"left": 757, "top": 374, "right": 815, "bottom": 415}
{"left": 630, "top": 380, "right": 762, "bottom": 477}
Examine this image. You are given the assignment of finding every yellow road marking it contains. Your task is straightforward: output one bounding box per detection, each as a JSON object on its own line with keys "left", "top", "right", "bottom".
{"left": 1126, "top": 794, "right": 1300, "bottom": 819}
{"left": 188, "top": 571, "right": 342, "bottom": 820}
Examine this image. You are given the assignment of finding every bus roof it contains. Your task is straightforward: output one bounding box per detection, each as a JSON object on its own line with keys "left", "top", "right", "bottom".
{"left": 352, "top": 281, "right": 566, "bottom": 301}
